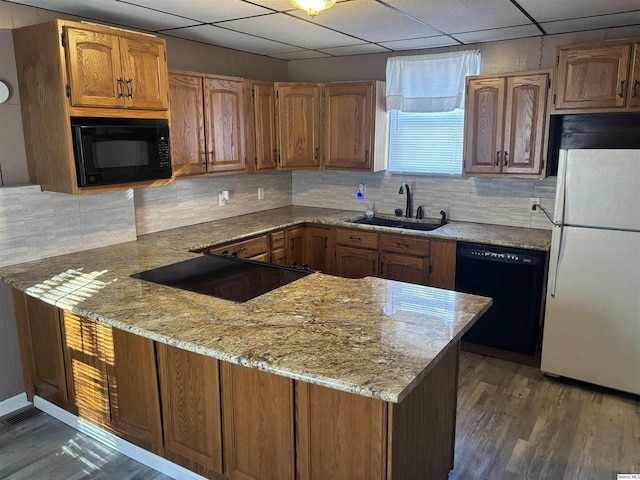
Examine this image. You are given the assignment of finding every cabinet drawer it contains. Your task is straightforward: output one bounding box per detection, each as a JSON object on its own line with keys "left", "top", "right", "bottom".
{"left": 335, "top": 229, "right": 378, "bottom": 249}
{"left": 208, "top": 235, "right": 268, "bottom": 258}
{"left": 270, "top": 230, "right": 286, "bottom": 250}
{"left": 380, "top": 234, "right": 430, "bottom": 256}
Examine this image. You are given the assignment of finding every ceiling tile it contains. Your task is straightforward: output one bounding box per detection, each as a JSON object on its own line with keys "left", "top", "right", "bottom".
{"left": 517, "top": 0, "right": 640, "bottom": 23}
{"left": 541, "top": 11, "right": 640, "bottom": 34}
{"left": 221, "top": 12, "right": 365, "bottom": 49}
{"left": 10, "top": 0, "right": 196, "bottom": 31}
{"left": 123, "top": 0, "right": 271, "bottom": 23}
{"left": 167, "top": 24, "right": 298, "bottom": 54}
{"left": 384, "top": 0, "right": 532, "bottom": 33}
{"left": 319, "top": 43, "right": 390, "bottom": 55}
{"left": 378, "top": 36, "right": 460, "bottom": 51}
{"left": 271, "top": 50, "right": 331, "bottom": 60}
{"left": 454, "top": 24, "right": 541, "bottom": 44}
{"left": 288, "top": 0, "right": 440, "bottom": 42}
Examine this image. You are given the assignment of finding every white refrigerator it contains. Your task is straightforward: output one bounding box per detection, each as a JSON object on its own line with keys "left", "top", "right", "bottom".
{"left": 541, "top": 149, "right": 640, "bottom": 395}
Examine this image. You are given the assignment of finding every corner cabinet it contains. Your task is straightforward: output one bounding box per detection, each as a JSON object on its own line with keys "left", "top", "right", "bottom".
{"left": 13, "top": 19, "right": 173, "bottom": 194}
{"left": 323, "top": 81, "right": 388, "bottom": 172}
{"left": 276, "top": 83, "right": 322, "bottom": 169}
{"left": 554, "top": 38, "right": 640, "bottom": 112}
{"left": 463, "top": 70, "right": 551, "bottom": 177}
{"left": 169, "top": 70, "right": 246, "bottom": 177}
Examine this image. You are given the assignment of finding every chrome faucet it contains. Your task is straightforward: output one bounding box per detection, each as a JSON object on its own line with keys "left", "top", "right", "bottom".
{"left": 398, "top": 183, "right": 413, "bottom": 218}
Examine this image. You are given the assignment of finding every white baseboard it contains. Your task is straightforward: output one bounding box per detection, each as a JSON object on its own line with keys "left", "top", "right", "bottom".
{"left": 33, "top": 396, "right": 206, "bottom": 480}
{"left": 0, "top": 392, "right": 31, "bottom": 417}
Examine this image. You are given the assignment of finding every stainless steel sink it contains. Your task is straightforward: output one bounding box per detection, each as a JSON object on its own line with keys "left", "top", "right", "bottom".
{"left": 350, "top": 216, "right": 444, "bottom": 231}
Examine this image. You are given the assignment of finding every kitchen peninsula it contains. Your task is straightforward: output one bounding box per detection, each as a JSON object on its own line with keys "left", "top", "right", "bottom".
{"left": 0, "top": 207, "right": 510, "bottom": 480}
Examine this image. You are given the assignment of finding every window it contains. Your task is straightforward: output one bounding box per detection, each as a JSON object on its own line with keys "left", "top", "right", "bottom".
{"left": 388, "top": 109, "right": 464, "bottom": 175}
{"left": 386, "top": 50, "right": 481, "bottom": 175}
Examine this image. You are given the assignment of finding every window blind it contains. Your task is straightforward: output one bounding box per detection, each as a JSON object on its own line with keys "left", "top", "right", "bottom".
{"left": 388, "top": 109, "right": 464, "bottom": 175}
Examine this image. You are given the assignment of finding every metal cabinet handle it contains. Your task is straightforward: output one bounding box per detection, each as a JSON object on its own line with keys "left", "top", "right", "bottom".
{"left": 324, "top": 237, "right": 328, "bottom": 249}
{"left": 117, "top": 78, "right": 124, "bottom": 98}
{"left": 349, "top": 236, "right": 361, "bottom": 241}
{"left": 126, "top": 78, "right": 133, "bottom": 98}
{"left": 371, "top": 259, "right": 376, "bottom": 273}
{"left": 395, "top": 242, "right": 410, "bottom": 248}
{"left": 315, "top": 147, "right": 319, "bottom": 161}
{"left": 618, "top": 79, "right": 626, "bottom": 98}
{"left": 503, "top": 151, "right": 509, "bottom": 166}
{"left": 495, "top": 151, "right": 500, "bottom": 166}
{"left": 380, "top": 261, "right": 384, "bottom": 275}
{"left": 364, "top": 150, "right": 369, "bottom": 164}
{"left": 201, "top": 152, "right": 207, "bottom": 167}
{"left": 632, "top": 79, "right": 639, "bottom": 98}
{"left": 273, "top": 149, "right": 278, "bottom": 164}
{"left": 208, "top": 151, "right": 215, "bottom": 168}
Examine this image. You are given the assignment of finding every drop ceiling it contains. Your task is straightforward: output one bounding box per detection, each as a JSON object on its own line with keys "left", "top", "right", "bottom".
{"left": 7, "top": 0, "right": 640, "bottom": 59}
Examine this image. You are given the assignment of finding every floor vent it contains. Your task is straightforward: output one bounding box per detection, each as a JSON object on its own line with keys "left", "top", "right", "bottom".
{"left": 0, "top": 406, "right": 43, "bottom": 427}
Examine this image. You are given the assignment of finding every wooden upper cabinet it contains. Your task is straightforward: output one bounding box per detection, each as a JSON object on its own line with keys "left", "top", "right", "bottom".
{"left": 555, "top": 42, "right": 630, "bottom": 111}
{"left": 628, "top": 42, "right": 640, "bottom": 108}
{"left": 204, "top": 77, "right": 246, "bottom": 173}
{"left": 324, "top": 82, "right": 373, "bottom": 170}
{"left": 120, "top": 36, "right": 169, "bottom": 110}
{"left": 502, "top": 74, "right": 548, "bottom": 174}
{"left": 65, "top": 26, "right": 168, "bottom": 110}
{"left": 463, "top": 77, "right": 504, "bottom": 174}
{"left": 276, "top": 83, "right": 321, "bottom": 169}
{"left": 168, "top": 73, "right": 206, "bottom": 176}
{"left": 464, "top": 71, "right": 550, "bottom": 177}
{"left": 252, "top": 82, "right": 278, "bottom": 171}
{"left": 65, "top": 28, "right": 124, "bottom": 108}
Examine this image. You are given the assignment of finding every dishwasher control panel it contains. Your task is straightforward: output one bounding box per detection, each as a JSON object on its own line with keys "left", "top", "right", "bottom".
{"left": 460, "top": 247, "right": 539, "bottom": 265}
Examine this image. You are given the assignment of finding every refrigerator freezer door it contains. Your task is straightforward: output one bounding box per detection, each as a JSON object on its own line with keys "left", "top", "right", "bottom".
{"left": 541, "top": 226, "right": 640, "bottom": 394}
{"left": 562, "top": 149, "right": 640, "bottom": 231}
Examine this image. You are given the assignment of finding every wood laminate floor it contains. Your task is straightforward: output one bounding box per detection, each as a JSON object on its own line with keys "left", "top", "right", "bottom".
{"left": 0, "top": 352, "right": 638, "bottom": 480}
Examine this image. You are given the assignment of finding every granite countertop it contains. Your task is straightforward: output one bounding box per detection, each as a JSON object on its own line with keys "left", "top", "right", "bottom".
{"left": 137, "top": 205, "right": 552, "bottom": 252}
{"left": 0, "top": 206, "right": 551, "bottom": 404}
{"left": 0, "top": 241, "right": 491, "bottom": 403}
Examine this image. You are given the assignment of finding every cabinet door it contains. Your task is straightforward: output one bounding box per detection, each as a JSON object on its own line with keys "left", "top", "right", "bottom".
{"left": 502, "top": 74, "right": 548, "bottom": 175}
{"left": 253, "top": 82, "right": 278, "bottom": 171}
{"left": 555, "top": 43, "right": 631, "bottom": 110}
{"left": 324, "top": 82, "right": 373, "bottom": 170}
{"left": 463, "top": 77, "right": 505, "bottom": 174}
{"left": 380, "top": 252, "right": 429, "bottom": 285}
{"left": 296, "top": 382, "right": 387, "bottom": 480}
{"left": 204, "top": 77, "right": 246, "bottom": 173}
{"left": 335, "top": 245, "right": 378, "bottom": 279}
{"left": 306, "top": 226, "right": 332, "bottom": 274}
{"left": 628, "top": 43, "right": 640, "bottom": 108}
{"left": 221, "top": 363, "right": 295, "bottom": 480}
{"left": 107, "top": 328, "right": 163, "bottom": 454}
{"left": 277, "top": 83, "right": 321, "bottom": 169}
{"left": 120, "top": 36, "right": 169, "bottom": 110}
{"left": 65, "top": 27, "right": 124, "bottom": 108}
{"left": 157, "top": 343, "right": 223, "bottom": 477}
{"left": 169, "top": 73, "right": 207, "bottom": 176}
{"left": 12, "top": 290, "right": 71, "bottom": 409}
{"left": 429, "top": 240, "right": 456, "bottom": 290}
{"left": 288, "top": 226, "right": 306, "bottom": 266}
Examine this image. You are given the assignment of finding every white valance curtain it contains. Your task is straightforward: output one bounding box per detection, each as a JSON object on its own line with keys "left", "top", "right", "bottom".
{"left": 385, "top": 50, "right": 481, "bottom": 112}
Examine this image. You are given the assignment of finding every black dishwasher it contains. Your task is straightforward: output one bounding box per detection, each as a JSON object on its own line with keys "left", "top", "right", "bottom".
{"left": 455, "top": 242, "right": 547, "bottom": 355}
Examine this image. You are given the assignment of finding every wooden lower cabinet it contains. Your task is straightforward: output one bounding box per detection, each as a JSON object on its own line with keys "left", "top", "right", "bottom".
{"left": 429, "top": 239, "right": 457, "bottom": 290}
{"left": 306, "top": 226, "right": 332, "bottom": 274}
{"left": 13, "top": 289, "right": 73, "bottom": 410}
{"left": 380, "top": 251, "right": 429, "bottom": 285}
{"left": 296, "top": 383, "right": 387, "bottom": 480}
{"left": 157, "top": 344, "right": 224, "bottom": 478}
{"left": 287, "top": 226, "right": 306, "bottom": 266}
{"left": 335, "top": 245, "right": 378, "bottom": 278}
{"left": 221, "top": 363, "right": 295, "bottom": 480}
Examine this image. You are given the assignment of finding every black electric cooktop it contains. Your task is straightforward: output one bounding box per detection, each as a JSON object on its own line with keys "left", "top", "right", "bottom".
{"left": 131, "top": 254, "right": 313, "bottom": 302}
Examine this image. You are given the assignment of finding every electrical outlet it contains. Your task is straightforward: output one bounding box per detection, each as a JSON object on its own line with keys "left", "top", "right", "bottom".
{"left": 219, "top": 190, "right": 229, "bottom": 206}
{"left": 258, "top": 187, "right": 264, "bottom": 200}
{"left": 530, "top": 197, "right": 541, "bottom": 213}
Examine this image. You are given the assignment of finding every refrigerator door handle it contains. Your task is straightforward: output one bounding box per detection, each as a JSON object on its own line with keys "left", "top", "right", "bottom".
{"left": 548, "top": 225, "right": 563, "bottom": 297}
{"left": 554, "top": 150, "right": 568, "bottom": 225}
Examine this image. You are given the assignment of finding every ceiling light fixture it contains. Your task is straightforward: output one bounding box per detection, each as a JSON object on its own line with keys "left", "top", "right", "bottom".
{"left": 289, "top": 0, "right": 336, "bottom": 17}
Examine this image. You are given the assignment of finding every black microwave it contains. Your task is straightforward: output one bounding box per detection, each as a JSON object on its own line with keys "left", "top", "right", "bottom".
{"left": 71, "top": 117, "right": 172, "bottom": 187}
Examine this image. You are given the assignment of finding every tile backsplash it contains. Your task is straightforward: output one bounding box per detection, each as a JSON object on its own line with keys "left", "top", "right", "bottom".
{"left": 0, "top": 185, "right": 136, "bottom": 267}
{"left": 134, "top": 171, "right": 292, "bottom": 235}
{"left": 292, "top": 171, "right": 557, "bottom": 230}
